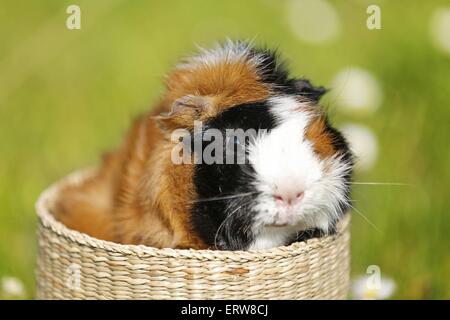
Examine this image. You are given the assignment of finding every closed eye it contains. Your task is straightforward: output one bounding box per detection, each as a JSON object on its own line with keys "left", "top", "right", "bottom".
{"left": 226, "top": 135, "right": 244, "bottom": 149}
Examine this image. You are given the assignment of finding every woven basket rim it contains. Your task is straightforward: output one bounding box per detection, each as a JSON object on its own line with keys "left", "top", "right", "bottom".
{"left": 36, "top": 168, "right": 351, "bottom": 261}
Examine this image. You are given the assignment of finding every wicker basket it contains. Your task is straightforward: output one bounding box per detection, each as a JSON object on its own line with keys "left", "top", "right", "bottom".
{"left": 35, "top": 169, "right": 351, "bottom": 300}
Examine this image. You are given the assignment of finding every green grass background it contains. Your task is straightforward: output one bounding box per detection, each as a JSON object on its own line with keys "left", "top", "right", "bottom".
{"left": 0, "top": 0, "right": 449, "bottom": 299}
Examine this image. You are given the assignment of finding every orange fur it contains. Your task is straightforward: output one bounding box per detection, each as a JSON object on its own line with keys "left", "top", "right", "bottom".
{"left": 160, "top": 60, "right": 270, "bottom": 130}
{"left": 305, "top": 116, "right": 336, "bottom": 159}
{"left": 52, "top": 151, "right": 123, "bottom": 241}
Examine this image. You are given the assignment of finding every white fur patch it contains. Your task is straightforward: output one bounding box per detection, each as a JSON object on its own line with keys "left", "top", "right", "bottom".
{"left": 248, "top": 225, "right": 297, "bottom": 250}
{"left": 177, "top": 39, "right": 266, "bottom": 70}
{"left": 247, "top": 96, "right": 351, "bottom": 250}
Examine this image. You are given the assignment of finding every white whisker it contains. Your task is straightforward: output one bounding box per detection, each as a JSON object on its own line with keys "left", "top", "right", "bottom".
{"left": 192, "top": 192, "right": 257, "bottom": 203}
{"left": 348, "top": 203, "right": 381, "bottom": 233}
{"left": 352, "top": 181, "right": 414, "bottom": 186}
{"left": 213, "top": 198, "right": 253, "bottom": 249}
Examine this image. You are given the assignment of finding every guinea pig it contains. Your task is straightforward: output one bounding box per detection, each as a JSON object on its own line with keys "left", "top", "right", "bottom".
{"left": 54, "top": 40, "right": 353, "bottom": 250}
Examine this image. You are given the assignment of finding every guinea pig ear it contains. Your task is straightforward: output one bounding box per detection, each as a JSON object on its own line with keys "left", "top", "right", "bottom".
{"left": 155, "top": 95, "right": 215, "bottom": 132}
{"left": 168, "top": 95, "right": 214, "bottom": 117}
{"left": 293, "top": 78, "right": 327, "bottom": 102}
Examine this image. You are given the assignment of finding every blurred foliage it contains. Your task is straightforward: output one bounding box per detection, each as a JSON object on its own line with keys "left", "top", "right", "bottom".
{"left": 0, "top": 0, "right": 449, "bottom": 299}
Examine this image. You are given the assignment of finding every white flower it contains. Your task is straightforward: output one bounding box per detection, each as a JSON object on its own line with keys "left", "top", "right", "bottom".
{"left": 340, "top": 124, "right": 378, "bottom": 172}
{"left": 331, "top": 67, "right": 383, "bottom": 114}
{"left": 352, "top": 275, "right": 396, "bottom": 300}
{"left": 287, "top": 0, "right": 341, "bottom": 45}
{"left": 1, "top": 276, "right": 26, "bottom": 298}
{"left": 430, "top": 8, "right": 450, "bottom": 55}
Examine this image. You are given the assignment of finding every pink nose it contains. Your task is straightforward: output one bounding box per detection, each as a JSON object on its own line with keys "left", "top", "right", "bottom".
{"left": 274, "top": 192, "right": 304, "bottom": 206}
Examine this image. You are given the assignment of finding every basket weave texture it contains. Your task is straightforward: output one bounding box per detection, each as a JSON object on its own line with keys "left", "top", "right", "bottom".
{"left": 36, "top": 169, "right": 351, "bottom": 300}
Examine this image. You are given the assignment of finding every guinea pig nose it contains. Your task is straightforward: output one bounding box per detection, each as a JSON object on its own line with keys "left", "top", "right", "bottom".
{"left": 274, "top": 192, "right": 304, "bottom": 206}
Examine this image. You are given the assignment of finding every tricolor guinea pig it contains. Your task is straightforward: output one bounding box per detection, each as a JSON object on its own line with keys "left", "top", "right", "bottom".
{"left": 54, "top": 40, "right": 353, "bottom": 251}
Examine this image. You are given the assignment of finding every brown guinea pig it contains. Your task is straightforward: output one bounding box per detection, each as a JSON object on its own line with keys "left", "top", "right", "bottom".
{"left": 54, "top": 40, "right": 353, "bottom": 250}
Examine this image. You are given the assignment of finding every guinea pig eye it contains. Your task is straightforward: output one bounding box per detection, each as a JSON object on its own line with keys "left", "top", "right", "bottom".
{"left": 232, "top": 136, "right": 241, "bottom": 146}
{"left": 226, "top": 135, "right": 245, "bottom": 153}
{"left": 226, "top": 135, "right": 241, "bottom": 147}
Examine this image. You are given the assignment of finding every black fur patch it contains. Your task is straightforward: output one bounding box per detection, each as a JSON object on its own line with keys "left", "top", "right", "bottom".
{"left": 248, "top": 46, "right": 327, "bottom": 101}
{"left": 191, "top": 102, "right": 277, "bottom": 250}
